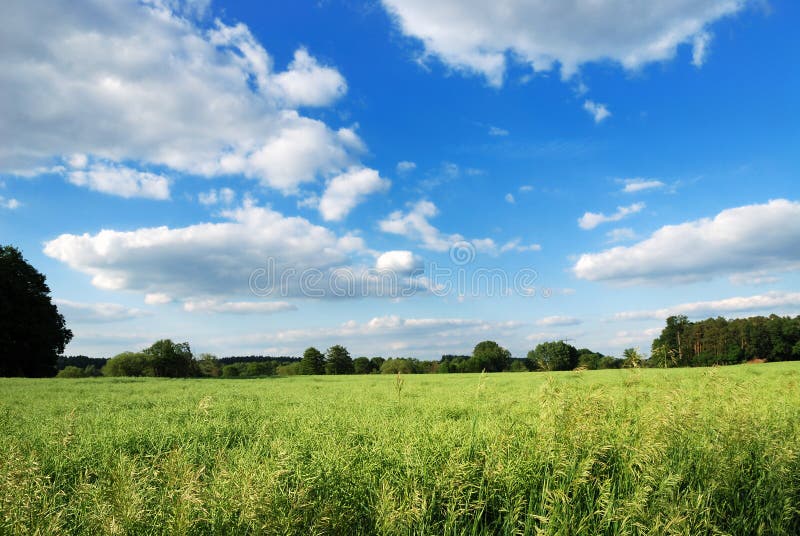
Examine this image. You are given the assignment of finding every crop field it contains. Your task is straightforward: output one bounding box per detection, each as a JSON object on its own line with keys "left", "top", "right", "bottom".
{"left": 2, "top": 363, "right": 800, "bottom": 535}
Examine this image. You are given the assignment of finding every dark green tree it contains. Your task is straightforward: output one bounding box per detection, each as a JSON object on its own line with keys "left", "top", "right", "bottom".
{"left": 325, "top": 344, "right": 354, "bottom": 374}
{"left": 0, "top": 246, "right": 73, "bottom": 377}
{"left": 527, "top": 341, "right": 579, "bottom": 371}
{"left": 470, "top": 340, "right": 511, "bottom": 372}
{"left": 197, "top": 353, "right": 221, "bottom": 377}
{"left": 298, "top": 347, "right": 325, "bottom": 375}
{"left": 142, "top": 339, "right": 196, "bottom": 377}
{"left": 369, "top": 356, "right": 385, "bottom": 372}
{"left": 102, "top": 351, "right": 149, "bottom": 376}
{"left": 353, "top": 356, "right": 372, "bottom": 374}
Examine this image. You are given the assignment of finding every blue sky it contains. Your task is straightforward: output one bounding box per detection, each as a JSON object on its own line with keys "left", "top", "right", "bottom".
{"left": 1, "top": 0, "right": 798, "bottom": 359}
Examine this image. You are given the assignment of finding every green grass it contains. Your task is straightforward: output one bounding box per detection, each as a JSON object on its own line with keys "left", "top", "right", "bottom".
{"left": 1, "top": 364, "right": 799, "bottom": 535}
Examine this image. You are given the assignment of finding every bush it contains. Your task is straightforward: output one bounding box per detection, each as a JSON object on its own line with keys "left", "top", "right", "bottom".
{"left": 56, "top": 366, "right": 88, "bottom": 378}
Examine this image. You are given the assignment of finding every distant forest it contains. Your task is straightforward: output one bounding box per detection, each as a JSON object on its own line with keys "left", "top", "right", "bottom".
{"left": 55, "top": 314, "right": 800, "bottom": 378}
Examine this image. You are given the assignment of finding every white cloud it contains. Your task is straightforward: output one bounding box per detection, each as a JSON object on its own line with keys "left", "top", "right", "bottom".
{"left": 505, "top": 193, "right": 515, "bottom": 204}
{"left": 519, "top": 185, "right": 534, "bottom": 193}
{"left": 620, "top": 178, "right": 665, "bottom": 193}
{"left": 0, "top": 196, "right": 21, "bottom": 209}
{"left": 614, "top": 291, "right": 800, "bottom": 321}
{"left": 375, "top": 250, "right": 422, "bottom": 274}
{"left": 605, "top": 227, "right": 637, "bottom": 243}
{"left": 583, "top": 100, "right": 611, "bottom": 123}
{"left": 271, "top": 48, "right": 347, "bottom": 107}
{"left": 608, "top": 327, "right": 662, "bottom": 347}
{"left": 379, "top": 200, "right": 538, "bottom": 255}
{"left": 318, "top": 167, "right": 390, "bottom": 221}
{"left": 0, "top": 0, "right": 368, "bottom": 195}
{"left": 536, "top": 315, "right": 582, "bottom": 327}
{"left": 692, "top": 31, "right": 711, "bottom": 67}
{"left": 54, "top": 299, "right": 149, "bottom": 323}
{"left": 380, "top": 0, "right": 746, "bottom": 85}
{"left": 578, "top": 202, "right": 645, "bottom": 230}
{"left": 67, "top": 163, "right": 170, "bottom": 200}
{"left": 198, "top": 188, "right": 235, "bottom": 206}
{"left": 144, "top": 293, "right": 172, "bottom": 305}
{"left": 574, "top": 199, "right": 800, "bottom": 284}
{"left": 183, "top": 299, "right": 296, "bottom": 315}
{"left": 43, "top": 201, "right": 368, "bottom": 299}
{"left": 397, "top": 161, "right": 417, "bottom": 173}
{"left": 489, "top": 126, "right": 509, "bottom": 136}
{"left": 379, "top": 200, "right": 458, "bottom": 252}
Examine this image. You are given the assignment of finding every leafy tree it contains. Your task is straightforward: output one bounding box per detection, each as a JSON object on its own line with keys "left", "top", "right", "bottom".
{"left": 325, "top": 345, "right": 354, "bottom": 374}
{"left": 527, "top": 341, "right": 578, "bottom": 371}
{"left": 471, "top": 340, "right": 511, "bottom": 372}
{"left": 0, "top": 245, "right": 73, "bottom": 377}
{"left": 276, "top": 362, "right": 300, "bottom": 375}
{"left": 370, "top": 356, "right": 385, "bottom": 372}
{"left": 244, "top": 361, "right": 276, "bottom": 377}
{"left": 103, "top": 351, "right": 149, "bottom": 376}
{"left": 143, "top": 339, "right": 196, "bottom": 377}
{"left": 197, "top": 353, "right": 221, "bottom": 377}
{"left": 299, "top": 347, "right": 325, "bottom": 375}
{"left": 353, "top": 356, "right": 372, "bottom": 374}
{"left": 221, "top": 363, "right": 242, "bottom": 378}
{"left": 508, "top": 360, "right": 529, "bottom": 372}
{"left": 57, "top": 365, "right": 88, "bottom": 378}
{"left": 622, "top": 348, "right": 644, "bottom": 368}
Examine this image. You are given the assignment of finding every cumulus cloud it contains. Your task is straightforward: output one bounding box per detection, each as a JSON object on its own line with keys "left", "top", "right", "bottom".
{"left": 578, "top": 202, "right": 645, "bottom": 230}
{"left": 318, "top": 167, "right": 391, "bottom": 221}
{"left": 605, "top": 227, "right": 637, "bottom": 243}
{"left": 379, "top": 200, "right": 539, "bottom": 254}
{"left": 397, "top": 161, "right": 417, "bottom": 173}
{"left": 574, "top": 199, "right": 800, "bottom": 284}
{"left": 375, "top": 250, "right": 422, "bottom": 274}
{"left": 183, "top": 299, "right": 296, "bottom": 314}
{"left": 583, "top": 100, "right": 611, "bottom": 123}
{"left": 198, "top": 188, "right": 236, "bottom": 206}
{"left": 620, "top": 178, "right": 665, "bottom": 193}
{"left": 505, "top": 193, "right": 515, "bottom": 204}
{"left": 0, "top": 196, "right": 21, "bottom": 209}
{"left": 54, "top": 299, "right": 150, "bottom": 323}
{"left": 43, "top": 201, "right": 368, "bottom": 299}
{"left": 144, "top": 293, "right": 172, "bottom": 305}
{"left": 0, "top": 0, "right": 373, "bottom": 199}
{"left": 67, "top": 163, "right": 171, "bottom": 200}
{"left": 380, "top": 0, "right": 746, "bottom": 85}
{"left": 536, "top": 315, "right": 582, "bottom": 327}
{"left": 614, "top": 291, "right": 800, "bottom": 321}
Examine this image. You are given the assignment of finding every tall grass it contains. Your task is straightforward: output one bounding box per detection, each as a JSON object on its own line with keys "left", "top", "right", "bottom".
{"left": 1, "top": 363, "right": 799, "bottom": 534}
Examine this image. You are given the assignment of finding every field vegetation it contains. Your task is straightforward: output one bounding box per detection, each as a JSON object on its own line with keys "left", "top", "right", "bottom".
{"left": 2, "top": 363, "right": 799, "bottom": 534}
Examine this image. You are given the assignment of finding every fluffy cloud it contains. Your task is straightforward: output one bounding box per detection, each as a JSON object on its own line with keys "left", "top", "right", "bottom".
{"left": 489, "top": 126, "right": 509, "bottom": 136}
{"left": 67, "top": 163, "right": 171, "bottom": 200}
{"left": 620, "top": 178, "right": 665, "bottom": 193}
{"left": 380, "top": 0, "right": 747, "bottom": 85}
{"left": 198, "top": 188, "right": 236, "bottom": 206}
{"left": 583, "top": 100, "right": 611, "bottom": 123}
{"left": 605, "top": 227, "right": 637, "bottom": 243}
{"left": 614, "top": 291, "right": 800, "bottom": 321}
{"left": 0, "top": 0, "right": 375, "bottom": 202}
{"left": 396, "top": 161, "right": 417, "bottom": 173}
{"left": 536, "top": 315, "right": 582, "bottom": 327}
{"left": 318, "top": 167, "right": 391, "bottom": 221}
{"left": 54, "top": 299, "right": 150, "bottom": 323}
{"left": 0, "top": 196, "right": 20, "bottom": 209}
{"left": 578, "top": 202, "right": 645, "bottom": 230}
{"left": 574, "top": 199, "right": 800, "bottom": 283}
{"left": 505, "top": 193, "right": 515, "bottom": 204}
{"left": 43, "top": 201, "right": 367, "bottom": 299}
{"left": 183, "top": 299, "right": 296, "bottom": 314}
{"left": 379, "top": 200, "right": 539, "bottom": 255}
{"left": 375, "top": 250, "right": 422, "bottom": 274}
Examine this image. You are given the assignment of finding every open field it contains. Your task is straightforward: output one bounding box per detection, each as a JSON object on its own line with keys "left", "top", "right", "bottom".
{"left": 2, "top": 364, "right": 800, "bottom": 535}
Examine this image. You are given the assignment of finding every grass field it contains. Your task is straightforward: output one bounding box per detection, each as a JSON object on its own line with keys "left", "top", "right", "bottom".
{"left": 1, "top": 364, "right": 799, "bottom": 535}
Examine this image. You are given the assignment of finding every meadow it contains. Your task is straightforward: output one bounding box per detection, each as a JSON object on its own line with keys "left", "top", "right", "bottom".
{"left": 1, "top": 363, "right": 799, "bottom": 535}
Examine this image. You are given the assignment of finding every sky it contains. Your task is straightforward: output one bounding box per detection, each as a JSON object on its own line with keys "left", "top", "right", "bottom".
{"left": 1, "top": 0, "right": 798, "bottom": 359}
